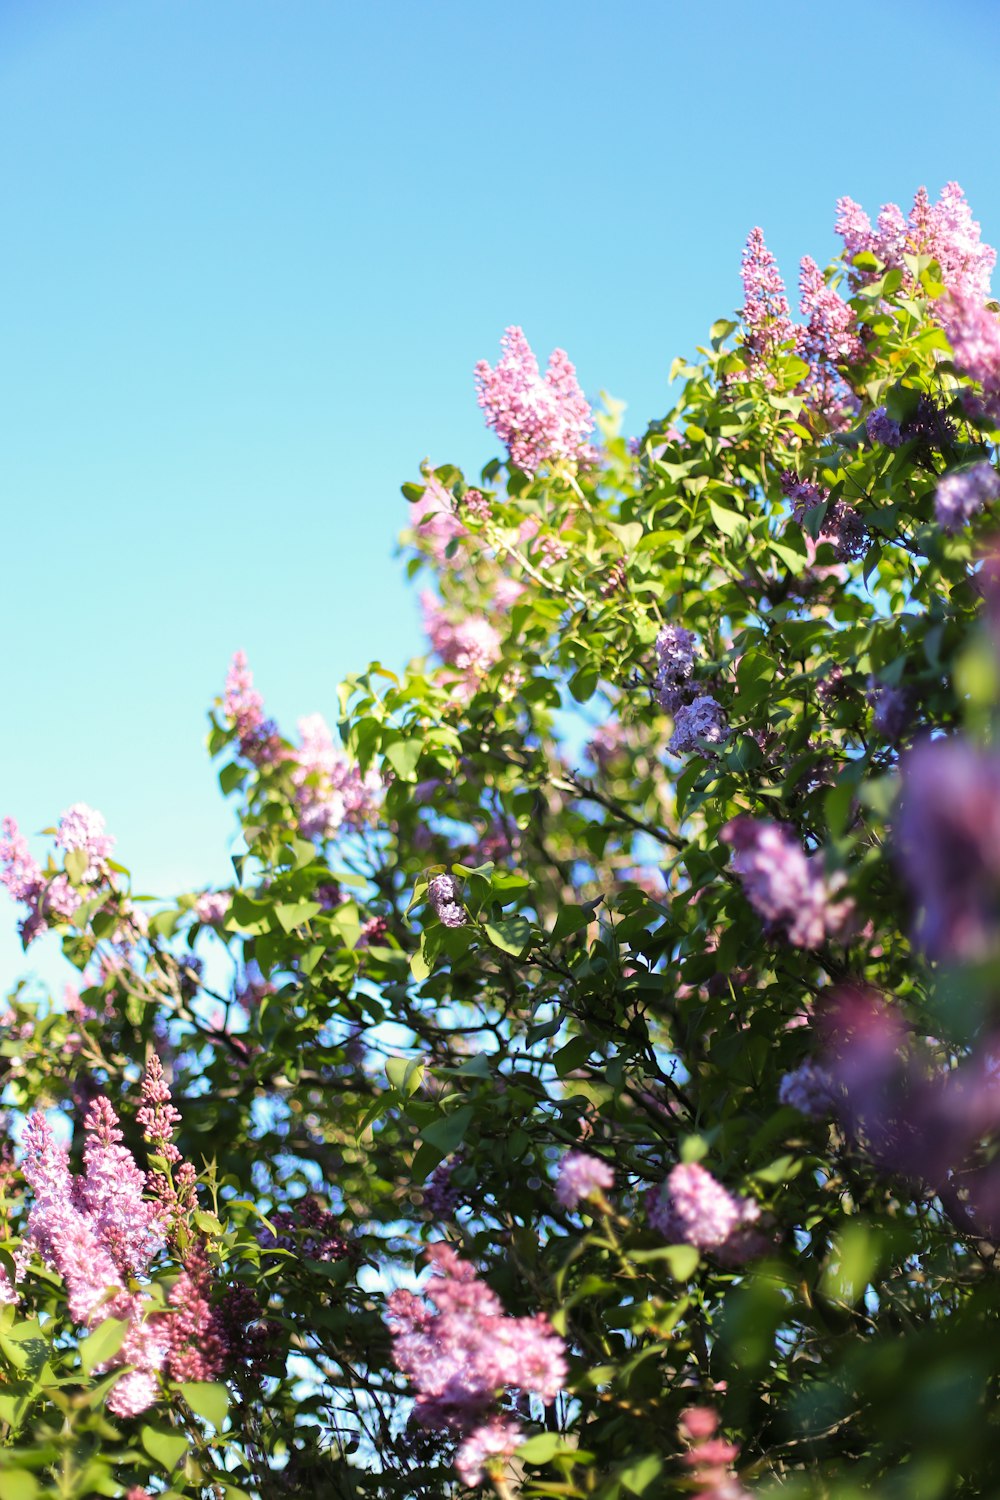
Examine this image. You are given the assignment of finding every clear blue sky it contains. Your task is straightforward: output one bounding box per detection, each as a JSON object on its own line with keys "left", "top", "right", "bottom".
{"left": 3, "top": 0, "right": 999, "bottom": 990}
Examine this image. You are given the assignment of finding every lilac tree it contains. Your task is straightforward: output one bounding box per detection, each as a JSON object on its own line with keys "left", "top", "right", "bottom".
{"left": 2, "top": 180, "right": 1000, "bottom": 1498}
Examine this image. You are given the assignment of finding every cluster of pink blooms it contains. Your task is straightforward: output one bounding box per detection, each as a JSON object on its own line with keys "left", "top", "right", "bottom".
{"left": 193, "top": 889, "right": 230, "bottom": 925}
{"left": 554, "top": 1150, "right": 614, "bottom": 1210}
{"left": 421, "top": 591, "right": 502, "bottom": 698}
{"left": 780, "top": 473, "right": 869, "bottom": 562}
{"left": 669, "top": 697, "right": 729, "bottom": 757}
{"left": 654, "top": 625, "right": 697, "bottom": 713}
{"left": 895, "top": 736, "right": 1000, "bottom": 961}
{"left": 292, "top": 713, "right": 380, "bottom": 842}
{"left": 15, "top": 1057, "right": 261, "bottom": 1416}
{"left": 721, "top": 817, "right": 852, "bottom": 949}
{"left": 935, "top": 462, "right": 1000, "bottom": 533}
{"left": 678, "top": 1407, "right": 750, "bottom": 1500}
{"left": 408, "top": 474, "right": 468, "bottom": 565}
{"left": 798, "top": 256, "right": 863, "bottom": 367}
{"left": 258, "top": 1193, "right": 350, "bottom": 1263}
{"left": 835, "top": 183, "right": 995, "bottom": 301}
{"left": 222, "top": 650, "right": 279, "bottom": 764}
{"left": 474, "top": 326, "right": 592, "bottom": 475}
{"left": 387, "top": 1243, "right": 567, "bottom": 1487}
{"left": 740, "top": 228, "right": 795, "bottom": 381}
{"left": 648, "top": 1162, "right": 759, "bottom": 1253}
{"left": 427, "top": 873, "right": 465, "bottom": 929}
{"left": 1, "top": 804, "right": 115, "bottom": 946}
{"left": 939, "top": 292, "right": 1000, "bottom": 427}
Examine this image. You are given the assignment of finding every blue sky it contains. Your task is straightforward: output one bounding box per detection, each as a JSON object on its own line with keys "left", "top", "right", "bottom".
{"left": 2, "top": 0, "right": 999, "bottom": 989}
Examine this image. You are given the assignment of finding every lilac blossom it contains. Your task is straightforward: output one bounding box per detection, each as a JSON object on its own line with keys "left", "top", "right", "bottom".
{"left": 1, "top": 817, "right": 81, "bottom": 945}
{"left": 866, "top": 406, "right": 904, "bottom": 448}
{"left": 939, "top": 292, "right": 1000, "bottom": 426}
{"left": 836, "top": 183, "right": 995, "bottom": 300}
{"left": 867, "top": 679, "right": 912, "bottom": 742}
{"left": 721, "top": 817, "right": 852, "bottom": 949}
{"left": 554, "top": 1150, "right": 614, "bottom": 1210}
{"left": 409, "top": 474, "right": 467, "bottom": 564}
{"left": 798, "top": 255, "right": 863, "bottom": 366}
{"left": 455, "top": 1415, "right": 523, "bottom": 1488}
{"left": 193, "top": 890, "right": 230, "bottom": 925}
{"left": 782, "top": 474, "right": 869, "bottom": 562}
{"left": 461, "top": 488, "right": 492, "bottom": 522}
{"left": 740, "top": 228, "right": 794, "bottom": 381}
{"left": 779, "top": 1061, "right": 838, "bottom": 1118}
{"left": 654, "top": 625, "right": 697, "bottom": 712}
{"left": 474, "top": 326, "right": 592, "bottom": 474}
{"left": 424, "top": 1156, "right": 463, "bottom": 1220}
{"left": 421, "top": 591, "right": 502, "bottom": 698}
{"left": 668, "top": 696, "right": 729, "bottom": 756}
{"left": 895, "top": 737, "right": 1000, "bottom": 960}
{"left": 935, "top": 462, "right": 1000, "bottom": 533}
{"left": 223, "top": 650, "right": 279, "bottom": 763}
{"left": 387, "top": 1243, "right": 565, "bottom": 1480}
{"left": 56, "top": 804, "right": 115, "bottom": 880}
{"left": 292, "top": 713, "right": 380, "bottom": 842}
{"left": 648, "top": 1162, "right": 759, "bottom": 1251}
{"left": 427, "top": 873, "right": 465, "bottom": 929}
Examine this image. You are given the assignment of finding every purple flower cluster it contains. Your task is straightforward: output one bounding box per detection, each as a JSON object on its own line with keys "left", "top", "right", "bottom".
{"left": 18, "top": 1102, "right": 167, "bottom": 1416}
{"left": 193, "top": 889, "right": 230, "bottom": 925}
{"left": 836, "top": 182, "right": 995, "bottom": 300}
{"left": 866, "top": 679, "right": 912, "bottom": 742}
{"left": 940, "top": 292, "right": 1000, "bottom": 426}
{"left": 778, "top": 1060, "right": 838, "bottom": 1118}
{"left": 223, "top": 650, "right": 280, "bottom": 764}
{"left": 781, "top": 473, "right": 869, "bottom": 562}
{"left": 387, "top": 1243, "right": 567, "bottom": 1486}
{"left": 798, "top": 255, "right": 863, "bottom": 367}
{"left": 648, "top": 1162, "right": 759, "bottom": 1252}
{"left": 668, "top": 696, "right": 729, "bottom": 757}
{"left": 721, "top": 817, "right": 852, "bottom": 949}
{"left": 0, "top": 809, "right": 113, "bottom": 948}
{"left": 424, "top": 1155, "right": 464, "bottom": 1220}
{"left": 935, "top": 462, "right": 1000, "bottom": 533}
{"left": 427, "top": 873, "right": 466, "bottom": 929}
{"left": 474, "top": 326, "right": 592, "bottom": 475}
{"left": 654, "top": 625, "right": 697, "bottom": 713}
{"left": 740, "top": 228, "right": 795, "bottom": 381}
{"left": 421, "top": 591, "right": 502, "bottom": 699}
{"left": 896, "top": 737, "right": 1000, "bottom": 961}
{"left": 258, "top": 1193, "right": 350, "bottom": 1263}
{"left": 866, "top": 405, "right": 904, "bottom": 448}
{"left": 554, "top": 1150, "right": 614, "bottom": 1210}
{"left": 292, "top": 713, "right": 380, "bottom": 842}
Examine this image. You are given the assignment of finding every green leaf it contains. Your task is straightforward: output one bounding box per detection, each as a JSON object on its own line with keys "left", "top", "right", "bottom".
{"left": 620, "top": 1455, "right": 663, "bottom": 1493}
{"left": 630, "top": 1244, "right": 700, "bottom": 1280}
{"left": 0, "top": 1473, "right": 39, "bottom": 1500}
{"left": 708, "top": 499, "right": 746, "bottom": 540}
{"left": 180, "top": 1379, "right": 229, "bottom": 1430}
{"left": 553, "top": 1034, "right": 592, "bottom": 1078}
{"left": 79, "top": 1317, "right": 128, "bottom": 1376}
{"left": 383, "top": 737, "right": 422, "bottom": 782}
{"left": 484, "top": 916, "right": 531, "bottom": 957}
{"left": 274, "top": 900, "right": 322, "bottom": 933}
{"left": 386, "top": 1056, "right": 424, "bottom": 1097}
{"left": 64, "top": 848, "right": 88, "bottom": 884}
{"left": 517, "top": 1432, "right": 564, "bottom": 1463}
{"left": 141, "top": 1424, "right": 189, "bottom": 1472}
{"left": 420, "top": 1107, "right": 474, "bottom": 1154}
{"left": 193, "top": 1210, "right": 223, "bottom": 1238}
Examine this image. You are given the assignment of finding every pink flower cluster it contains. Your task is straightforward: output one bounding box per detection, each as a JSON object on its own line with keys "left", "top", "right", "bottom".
{"left": 18, "top": 1101, "right": 167, "bottom": 1416}
{"left": 223, "top": 650, "right": 279, "bottom": 764}
{"left": 939, "top": 292, "right": 1000, "bottom": 426}
{"left": 648, "top": 1162, "right": 758, "bottom": 1253}
{"left": 387, "top": 1243, "right": 566, "bottom": 1487}
{"left": 193, "top": 890, "right": 230, "bottom": 926}
{"left": 554, "top": 1149, "right": 614, "bottom": 1210}
{"left": 1, "top": 805, "right": 115, "bottom": 947}
{"left": 421, "top": 591, "right": 502, "bottom": 699}
{"left": 678, "top": 1407, "right": 750, "bottom": 1500}
{"left": 836, "top": 182, "right": 995, "bottom": 300}
{"left": 797, "top": 256, "right": 863, "bottom": 367}
{"left": 721, "top": 817, "right": 853, "bottom": 949}
{"left": 740, "top": 228, "right": 795, "bottom": 381}
{"left": 427, "top": 872, "right": 465, "bottom": 929}
{"left": 474, "top": 326, "right": 592, "bottom": 475}
{"left": 292, "top": 713, "right": 380, "bottom": 842}
{"left": 408, "top": 474, "right": 468, "bottom": 564}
